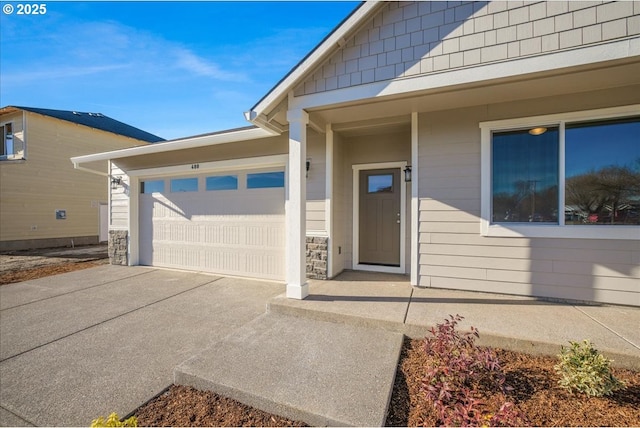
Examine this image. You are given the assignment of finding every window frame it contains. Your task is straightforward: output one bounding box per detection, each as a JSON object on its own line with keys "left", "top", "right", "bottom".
{"left": 480, "top": 105, "right": 639, "bottom": 240}
{"left": 1, "top": 122, "right": 13, "bottom": 159}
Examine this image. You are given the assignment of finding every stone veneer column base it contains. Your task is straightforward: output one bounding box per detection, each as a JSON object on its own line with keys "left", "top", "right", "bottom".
{"left": 306, "top": 236, "right": 328, "bottom": 280}
{"left": 108, "top": 230, "right": 128, "bottom": 266}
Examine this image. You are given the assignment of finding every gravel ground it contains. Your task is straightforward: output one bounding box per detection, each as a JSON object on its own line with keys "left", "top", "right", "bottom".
{"left": 0, "top": 244, "right": 108, "bottom": 273}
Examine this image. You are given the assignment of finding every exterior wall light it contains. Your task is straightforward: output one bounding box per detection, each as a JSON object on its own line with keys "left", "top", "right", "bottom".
{"left": 306, "top": 159, "right": 311, "bottom": 178}
{"left": 528, "top": 127, "right": 547, "bottom": 136}
{"left": 404, "top": 165, "right": 412, "bottom": 182}
{"left": 111, "top": 176, "right": 122, "bottom": 189}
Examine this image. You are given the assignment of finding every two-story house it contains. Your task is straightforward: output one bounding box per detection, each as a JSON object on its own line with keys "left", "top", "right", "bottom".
{"left": 0, "top": 106, "right": 164, "bottom": 251}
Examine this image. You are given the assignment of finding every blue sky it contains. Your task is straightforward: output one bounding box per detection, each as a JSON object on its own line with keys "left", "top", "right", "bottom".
{"left": 0, "top": 1, "right": 359, "bottom": 140}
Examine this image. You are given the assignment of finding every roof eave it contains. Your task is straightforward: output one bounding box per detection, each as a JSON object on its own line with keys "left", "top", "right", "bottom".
{"left": 71, "top": 126, "right": 273, "bottom": 167}
{"left": 246, "top": 1, "right": 382, "bottom": 125}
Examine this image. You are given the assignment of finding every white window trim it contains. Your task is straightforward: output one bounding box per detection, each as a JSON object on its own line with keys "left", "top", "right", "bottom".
{"left": 480, "top": 105, "right": 640, "bottom": 240}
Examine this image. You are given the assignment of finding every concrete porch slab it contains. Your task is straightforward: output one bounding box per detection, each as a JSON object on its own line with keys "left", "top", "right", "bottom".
{"left": 405, "top": 287, "right": 640, "bottom": 368}
{"left": 174, "top": 312, "right": 404, "bottom": 427}
{"left": 268, "top": 271, "right": 412, "bottom": 331}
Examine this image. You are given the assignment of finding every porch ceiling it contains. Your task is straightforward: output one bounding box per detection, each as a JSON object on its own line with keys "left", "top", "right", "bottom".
{"left": 307, "top": 58, "right": 640, "bottom": 127}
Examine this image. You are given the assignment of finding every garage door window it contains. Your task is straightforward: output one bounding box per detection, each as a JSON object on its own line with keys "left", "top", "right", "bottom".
{"left": 141, "top": 180, "right": 164, "bottom": 194}
{"left": 171, "top": 177, "right": 198, "bottom": 192}
{"left": 247, "top": 171, "right": 285, "bottom": 189}
{"left": 206, "top": 175, "right": 238, "bottom": 191}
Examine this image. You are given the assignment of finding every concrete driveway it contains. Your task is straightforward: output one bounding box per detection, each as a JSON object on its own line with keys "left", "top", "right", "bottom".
{"left": 0, "top": 265, "right": 284, "bottom": 427}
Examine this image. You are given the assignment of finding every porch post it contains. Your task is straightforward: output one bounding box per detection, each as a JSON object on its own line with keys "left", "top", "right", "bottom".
{"left": 411, "top": 112, "right": 419, "bottom": 286}
{"left": 286, "top": 109, "right": 309, "bottom": 299}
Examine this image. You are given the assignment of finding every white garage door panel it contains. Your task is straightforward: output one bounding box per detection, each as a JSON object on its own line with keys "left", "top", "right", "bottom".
{"left": 140, "top": 176, "right": 285, "bottom": 281}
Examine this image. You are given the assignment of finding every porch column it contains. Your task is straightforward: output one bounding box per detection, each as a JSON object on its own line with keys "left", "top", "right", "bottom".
{"left": 410, "top": 112, "right": 419, "bottom": 285}
{"left": 286, "top": 109, "right": 309, "bottom": 299}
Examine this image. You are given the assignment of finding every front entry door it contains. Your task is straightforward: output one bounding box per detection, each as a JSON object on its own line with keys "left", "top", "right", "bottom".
{"left": 359, "top": 168, "right": 401, "bottom": 266}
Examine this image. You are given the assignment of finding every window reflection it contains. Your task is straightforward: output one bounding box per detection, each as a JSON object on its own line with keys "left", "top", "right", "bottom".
{"left": 206, "top": 175, "right": 238, "bottom": 191}
{"left": 170, "top": 177, "right": 198, "bottom": 192}
{"left": 368, "top": 174, "right": 393, "bottom": 193}
{"left": 565, "top": 117, "right": 640, "bottom": 225}
{"left": 247, "top": 171, "right": 285, "bottom": 189}
{"left": 141, "top": 180, "right": 164, "bottom": 194}
{"left": 492, "top": 127, "right": 559, "bottom": 223}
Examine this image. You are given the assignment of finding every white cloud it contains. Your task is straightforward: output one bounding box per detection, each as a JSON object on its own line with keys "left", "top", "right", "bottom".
{"left": 173, "top": 48, "right": 248, "bottom": 82}
{"left": 2, "top": 18, "right": 247, "bottom": 86}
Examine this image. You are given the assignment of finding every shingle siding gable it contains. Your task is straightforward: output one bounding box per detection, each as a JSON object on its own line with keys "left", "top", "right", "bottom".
{"left": 294, "top": 1, "right": 640, "bottom": 97}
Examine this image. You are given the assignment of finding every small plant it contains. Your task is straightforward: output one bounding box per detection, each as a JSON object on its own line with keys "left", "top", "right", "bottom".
{"left": 90, "top": 412, "right": 138, "bottom": 427}
{"left": 421, "top": 314, "right": 527, "bottom": 427}
{"left": 554, "top": 339, "right": 626, "bottom": 397}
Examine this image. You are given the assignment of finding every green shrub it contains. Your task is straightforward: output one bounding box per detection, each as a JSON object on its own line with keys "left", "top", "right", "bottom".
{"left": 90, "top": 412, "right": 138, "bottom": 427}
{"left": 554, "top": 339, "right": 626, "bottom": 397}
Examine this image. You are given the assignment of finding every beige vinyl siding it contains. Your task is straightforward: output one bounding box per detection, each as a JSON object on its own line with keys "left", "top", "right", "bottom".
{"left": 306, "top": 131, "right": 326, "bottom": 232}
{"left": 418, "top": 86, "right": 640, "bottom": 306}
{"left": 0, "top": 112, "right": 149, "bottom": 244}
{"left": 294, "top": 1, "right": 640, "bottom": 97}
{"left": 109, "top": 162, "right": 129, "bottom": 230}
{"left": 341, "top": 129, "right": 411, "bottom": 272}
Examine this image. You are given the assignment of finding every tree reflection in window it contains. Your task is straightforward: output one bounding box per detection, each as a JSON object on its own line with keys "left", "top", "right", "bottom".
{"left": 565, "top": 117, "right": 640, "bottom": 225}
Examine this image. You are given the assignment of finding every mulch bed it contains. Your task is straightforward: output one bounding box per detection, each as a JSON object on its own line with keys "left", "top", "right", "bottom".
{"left": 385, "top": 337, "right": 640, "bottom": 427}
{"left": 134, "top": 385, "right": 307, "bottom": 427}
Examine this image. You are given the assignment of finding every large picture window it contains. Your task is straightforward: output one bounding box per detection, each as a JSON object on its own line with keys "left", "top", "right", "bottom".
{"left": 565, "top": 118, "right": 639, "bottom": 226}
{"left": 481, "top": 106, "right": 639, "bottom": 239}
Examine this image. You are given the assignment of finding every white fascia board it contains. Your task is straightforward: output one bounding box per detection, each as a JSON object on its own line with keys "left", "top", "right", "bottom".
{"left": 290, "top": 37, "right": 640, "bottom": 111}
{"left": 247, "top": 1, "right": 382, "bottom": 119}
{"left": 71, "top": 127, "right": 272, "bottom": 166}
{"left": 127, "top": 154, "right": 288, "bottom": 178}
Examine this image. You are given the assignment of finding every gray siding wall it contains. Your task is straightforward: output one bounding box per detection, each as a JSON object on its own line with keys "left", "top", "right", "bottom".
{"left": 418, "top": 85, "right": 640, "bottom": 306}
{"left": 295, "top": 1, "right": 640, "bottom": 97}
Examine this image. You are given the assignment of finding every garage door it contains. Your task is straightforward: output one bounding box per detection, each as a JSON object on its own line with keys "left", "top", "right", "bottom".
{"left": 139, "top": 168, "right": 285, "bottom": 281}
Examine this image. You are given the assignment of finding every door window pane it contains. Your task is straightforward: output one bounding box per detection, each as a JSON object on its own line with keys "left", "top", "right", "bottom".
{"left": 170, "top": 177, "right": 198, "bottom": 192}
{"left": 492, "top": 127, "right": 559, "bottom": 223}
{"left": 141, "top": 180, "right": 164, "bottom": 194}
{"left": 565, "top": 117, "right": 640, "bottom": 225}
{"left": 206, "top": 175, "right": 238, "bottom": 191}
{"left": 367, "top": 174, "right": 393, "bottom": 193}
{"left": 247, "top": 171, "right": 285, "bottom": 189}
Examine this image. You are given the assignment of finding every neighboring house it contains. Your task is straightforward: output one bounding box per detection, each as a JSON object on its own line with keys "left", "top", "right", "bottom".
{"left": 72, "top": 1, "right": 639, "bottom": 306}
{"left": 0, "top": 106, "right": 164, "bottom": 251}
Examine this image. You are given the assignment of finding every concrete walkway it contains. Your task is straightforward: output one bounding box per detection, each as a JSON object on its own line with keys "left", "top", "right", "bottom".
{"left": 2, "top": 267, "right": 639, "bottom": 427}
{"left": 0, "top": 266, "right": 284, "bottom": 426}
{"left": 176, "top": 271, "right": 640, "bottom": 426}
